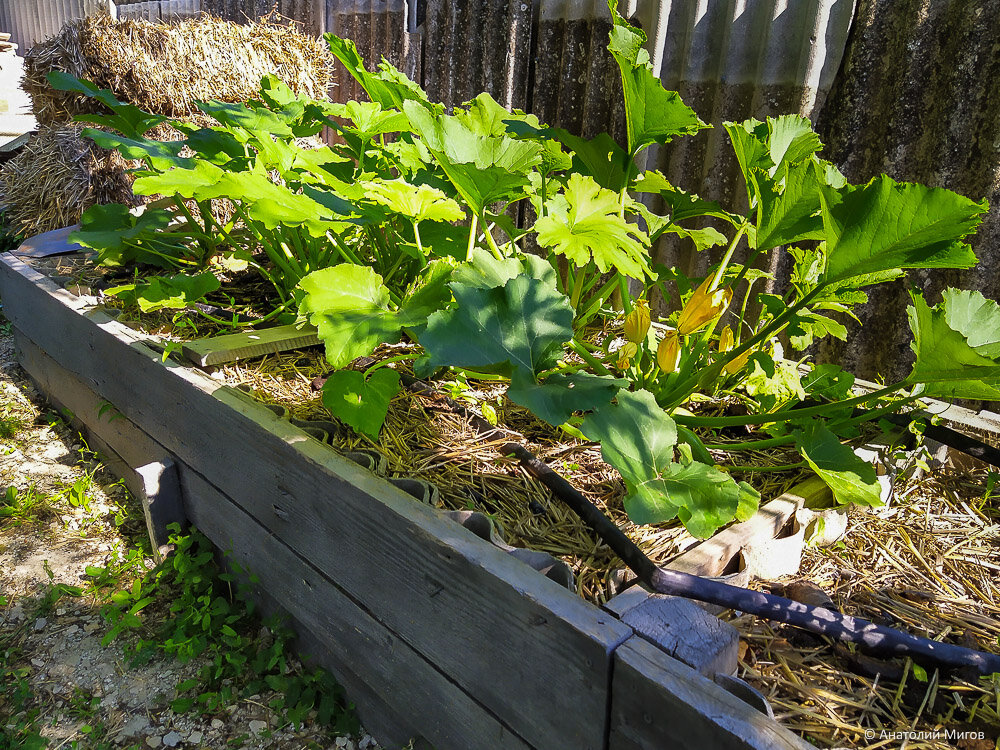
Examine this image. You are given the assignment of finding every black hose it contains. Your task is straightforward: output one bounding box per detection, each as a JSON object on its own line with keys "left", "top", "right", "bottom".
{"left": 503, "top": 443, "right": 1000, "bottom": 676}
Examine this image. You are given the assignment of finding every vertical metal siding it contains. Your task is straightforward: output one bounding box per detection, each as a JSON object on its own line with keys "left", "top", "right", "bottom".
{"left": 0, "top": 0, "right": 113, "bottom": 52}
{"left": 423, "top": 0, "right": 532, "bottom": 111}
{"left": 116, "top": 0, "right": 202, "bottom": 21}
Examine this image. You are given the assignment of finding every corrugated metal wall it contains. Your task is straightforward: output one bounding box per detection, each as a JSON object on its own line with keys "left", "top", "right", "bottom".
{"left": 0, "top": 0, "right": 113, "bottom": 52}
{"left": 116, "top": 0, "right": 202, "bottom": 21}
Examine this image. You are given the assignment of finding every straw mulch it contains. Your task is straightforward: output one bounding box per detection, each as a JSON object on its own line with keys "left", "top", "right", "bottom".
{"left": 0, "top": 123, "right": 138, "bottom": 237}
{"left": 732, "top": 468, "right": 1000, "bottom": 748}
{"left": 217, "top": 346, "right": 809, "bottom": 604}
{"left": 23, "top": 13, "right": 334, "bottom": 125}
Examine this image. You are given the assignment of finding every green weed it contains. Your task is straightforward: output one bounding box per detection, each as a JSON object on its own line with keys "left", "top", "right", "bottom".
{"left": 101, "top": 525, "right": 359, "bottom": 735}
{"left": 0, "top": 485, "right": 51, "bottom": 526}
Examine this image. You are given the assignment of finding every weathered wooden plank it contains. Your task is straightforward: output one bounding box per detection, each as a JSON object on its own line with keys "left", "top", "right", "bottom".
{"left": 666, "top": 477, "right": 828, "bottom": 577}
{"left": 604, "top": 588, "right": 739, "bottom": 677}
{"left": 11, "top": 325, "right": 526, "bottom": 750}
{"left": 135, "top": 459, "right": 186, "bottom": 561}
{"left": 181, "top": 324, "right": 321, "bottom": 367}
{"left": 0, "top": 253, "right": 630, "bottom": 750}
{"left": 609, "top": 637, "right": 811, "bottom": 750}
{"left": 181, "top": 470, "right": 531, "bottom": 750}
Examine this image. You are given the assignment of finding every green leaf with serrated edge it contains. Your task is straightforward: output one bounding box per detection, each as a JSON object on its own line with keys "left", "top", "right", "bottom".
{"left": 633, "top": 171, "right": 741, "bottom": 226}
{"left": 787, "top": 310, "right": 848, "bottom": 351}
{"left": 766, "top": 115, "right": 823, "bottom": 173}
{"left": 83, "top": 128, "right": 190, "bottom": 170}
{"left": 326, "top": 35, "right": 432, "bottom": 111}
{"left": 358, "top": 177, "right": 465, "bottom": 224}
{"left": 552, "top": 129, "right": 637, "bottom": 192}
{"left": 820, "top": 175, "right": 985, "bottom": 284}
{"left": 420, "top": 275, "right": 574, "bottom": 376}
{"left": 535, "top": 174, "right": 653, "bottom": 278}
{"left": 581, "top": 390, "right": 742, "bottom": 535}
{"left": 735, "top": 482, "right": 761, "bottom": 522}
{"left": 130, "top": 272, "right": 221, "bottom": 312}
{"left": 802, "top": 364, "right": 855, "bottom": 401}
{"left": 508, "top": 370, "right": 623, "bottom": 426}
{"left": 322, "top": 369, "right": 401, "bottom": 440}
{"left": 196, "top": 99, "right": 294, "bottom": 136}
{"left": 906, "top": 291, "right": 1000, "bottom": 400}
{"left": 941, "top": 288, "right": 1000, "bottom": 359}
{"left": 178, "top": 126, "right": 248, "bottom": 166}
{"left": 754, "top": 159, "right": 825, "bottom": 252}
{"left": 329, "top": 100, "right": 411, "bottom": 141}
{"left": 606, "top": 5, "right": 708, "bottom": 154}
{"left": 397, "top": 260, "right": 454, "bottom": 333}
{"left": 450, "top": 248, "right": 557, "bottom": 290}
{"left": 299, "top": 265, "right": 402, "bottom": 369}
{"left": 794, "top": 422, "right": 882, "bottom": 507}
{"left": 47, "top": 71, "right": 167, "bottom": 137}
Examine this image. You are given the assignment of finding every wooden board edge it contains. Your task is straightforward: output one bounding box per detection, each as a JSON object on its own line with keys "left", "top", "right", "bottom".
{"left": 2, "top": 256, "right": 629, "bottom": 750}
{"left": 13, "top": 327, "right": 533, "bottom": 750}
{"left": 609, "top": 636, "right": 812, "bottom": 750}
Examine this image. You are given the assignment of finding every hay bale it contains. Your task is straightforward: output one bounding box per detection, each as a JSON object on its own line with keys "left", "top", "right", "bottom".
{"left": 0, "top": 124, "right": 138, "bottom": 236}
{"left": 23, "top": 14, "right": 333, "bottom": 125}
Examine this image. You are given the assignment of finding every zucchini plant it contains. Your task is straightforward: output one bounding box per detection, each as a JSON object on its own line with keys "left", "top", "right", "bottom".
{"left": 51, "top": 1, "right": 999, "bottom": 538}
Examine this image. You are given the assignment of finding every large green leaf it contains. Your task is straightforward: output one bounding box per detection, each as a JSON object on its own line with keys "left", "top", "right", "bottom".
{"left": 83, "top": 128, "right": 190, "bottom": 170}
{"left": 420, "top": 275, "right": 574, "bottom": 376}
{"left": 633, "top": 171, "right": 741, "bottom": 226}
{"left": 449, "top": 249, "right": 557, "bottom": 290}
{"left": 535, "top": 174, "right": 653, "bottom": 279}
{"left": 359, "top": 177, "right": 466, "bottom": 224}
{"left": 107, "top": 272, "right": 221, "bottom": 313}
{"left": 794, "top": 422, "right": 882, "bottom": 507}
{"left": 551, "top": 129, "right": 637, "bottom": 192}
{"left": 508, "top": 370, "right": 622, "bottom": 426}
{"left": 941, "top": 288, "right": 1000, "bottom": 359}
{"left": 196, "top": 99, "right": 295, "bottom": 137}
{"left": 298, "top": 265, "right": 403, "bottom": 368}
{"left": 322, "top": 368, "right": 401, "bottom": 440}
{"left": 69, "top": 204, "right": 181, "bottom": 267}
{"left": 326, "top": 35, "right": 432, "bottom": 111}
{"left": 820, "top": 176, "right": 985, "bottom": 284}
{"left": 581, "top": 389, "right": 742, "bottom": 535}
{"left": 47, "top": 71, "right": 166, "bottom": 137}
{"left": 606, "top": 6, "right": 707, "bottom": 154}
{"left": 906, "top": 291, "right": 1000, "bottom": 400}
{"left": 754, "top": 159, "right": 826, "bottom": 252}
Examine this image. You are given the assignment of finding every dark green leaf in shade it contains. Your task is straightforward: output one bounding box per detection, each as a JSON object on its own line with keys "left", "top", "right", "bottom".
{"left": 507, "top": 370, "right": 622, "bottom": 426}
{"left": 322, "top": 368, "right": 401, "bottom": 440}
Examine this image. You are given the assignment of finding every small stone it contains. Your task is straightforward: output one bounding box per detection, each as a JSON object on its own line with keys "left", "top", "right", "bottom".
{"left": 34, "top": 617, "right": 47, "bottom": 631}
{"left": 55, "top": 607, "right": 66, "bottom": 616}
{"left": 210, "top": 719, "right": 224, "bottom": 729}
{"left": 121, "top": 716, "right": 150, "bottom": 737}
{"left": 145, "top": 735, "right": 162, "bottom": 748}
{"left": 162, "top": 731, "right": 182, "bottom": 747}
{"left": 248, "top": 720, "right": 267, "bottom": 735}
{"left": 8, "top": 605, "right": 24, "bottom": 621}
{"left": 188, "top": 730, "right": 203, "bottom": 744}
{"left": 30, "top": 658, "right": 44, "bottom": 668}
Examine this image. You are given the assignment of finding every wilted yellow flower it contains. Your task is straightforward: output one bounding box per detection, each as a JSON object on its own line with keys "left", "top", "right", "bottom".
{"left": 623, "top": 299, "right": 651, "bottom": 343}
{"left": 718, "top": 325, "right": 734, "bottom": 352}
{"left": 656, "top": 330, "right": 680, "bottom": 373}
{"left": 616, "top": 341, "right": 639, "bottom": 370}
{"left": 677, "top": 276, "right": 732, "bottom": 335}
{"left": 724, "top": 348, "right": 753, "bottom": 376}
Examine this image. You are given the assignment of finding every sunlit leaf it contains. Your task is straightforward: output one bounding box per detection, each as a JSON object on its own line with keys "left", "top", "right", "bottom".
{"left": 322, "top": 368, "right": 401, "bottom": 440}
{"left": 794, "top": 422, "right": 882, "bottom": 507}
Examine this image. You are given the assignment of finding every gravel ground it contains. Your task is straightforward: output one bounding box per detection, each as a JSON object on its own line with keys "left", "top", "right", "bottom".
{"left": 0, "top": 325, "right": 383, "bottom": 750}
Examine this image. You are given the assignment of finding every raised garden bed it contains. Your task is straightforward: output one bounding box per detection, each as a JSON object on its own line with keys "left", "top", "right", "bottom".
{"left": 0, "top": 247, "right": 822, "bottom": 749}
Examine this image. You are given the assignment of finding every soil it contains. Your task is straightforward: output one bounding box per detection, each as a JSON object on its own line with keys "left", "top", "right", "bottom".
{"left": 0, "top": 327, "right": 384, "bottom": 750}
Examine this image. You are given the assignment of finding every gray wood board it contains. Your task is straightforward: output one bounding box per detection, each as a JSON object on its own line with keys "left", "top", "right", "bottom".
{"left": 12, "top": 328, "right": 527, "bottom": 750}
{"left": 609, "top": 637, "right": 811, "bottom": 750}
{"left": 182, "top": 469, "right": 532, "bottom": 750}
{"left": 665, "top": 476, "right": 828, "bottom": 576}
{"left": 181, "top": 324, "right": 321, "bottom": 367}
{"left": 0, "top": 253, "right": 631, "bottom": 750}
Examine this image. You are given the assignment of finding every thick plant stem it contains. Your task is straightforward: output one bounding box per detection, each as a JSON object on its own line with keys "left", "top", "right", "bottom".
{"left": 502, "top": 443, "right": 1000, "bottom": 676}
{"left": 676, "top": 381, "right": 911, "bottom": 428}
{"left": 466, "top": 213, "right": 479, "bottom": 262}
{"left": 710, "top": 221, "right": 748, "bottom": 291}
{"left": 569, "top": 338, "right": 612, "bottom": 377}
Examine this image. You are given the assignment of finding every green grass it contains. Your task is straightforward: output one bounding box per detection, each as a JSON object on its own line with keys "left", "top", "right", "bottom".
{"left": 0, "top": 485, "right": 52, "bottom": 526}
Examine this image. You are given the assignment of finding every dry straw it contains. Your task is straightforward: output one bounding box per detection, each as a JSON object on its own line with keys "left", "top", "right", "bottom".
{"left": 0, "top": 123, "right": 137, "bottom": 237}
{"left": 23, "top": 13, "right": 333, "bottom": 125}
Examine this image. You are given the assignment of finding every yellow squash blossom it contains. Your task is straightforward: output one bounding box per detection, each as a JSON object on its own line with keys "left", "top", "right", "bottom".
{"left": 616, "top": 341, "right": 639, "bottom": 370}
{"left": 656, "top": 330, "right": 680, "bottom": 373}
{"left": 623, "top": 299, "right": 651, "bottom": 343}
{"left": 678, "top": 276, "right": 732, "bottom": 335}
{"left": 718, "top": 325, "right": 735, "bottom": 352}
{"left": 718, "top": 324, "right": 752, "bottom": 375}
